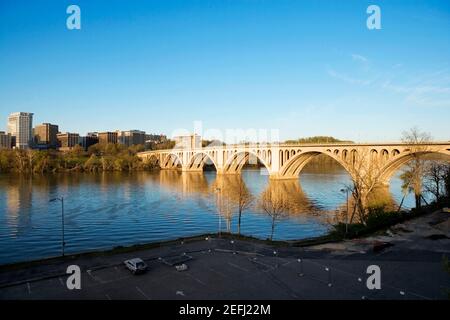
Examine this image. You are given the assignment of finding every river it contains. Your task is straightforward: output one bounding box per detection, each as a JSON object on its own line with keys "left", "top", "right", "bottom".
{"left": 0, "top": 163, "right": 415, "bottom": 265}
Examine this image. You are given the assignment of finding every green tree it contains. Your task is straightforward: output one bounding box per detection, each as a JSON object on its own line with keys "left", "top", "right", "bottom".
{"left": 0, "top": 149, "right": 13, "bottom": 173}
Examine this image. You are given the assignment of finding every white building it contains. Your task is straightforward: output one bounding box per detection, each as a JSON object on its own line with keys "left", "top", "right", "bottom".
{"left": 173, "top": 134, "right": 201, "bottom": 149}
{"left": 7, "top": 112, "right": 34, "bottom": 149}
{"left": 117, "top": 130, "right": 146, "bottom": 146}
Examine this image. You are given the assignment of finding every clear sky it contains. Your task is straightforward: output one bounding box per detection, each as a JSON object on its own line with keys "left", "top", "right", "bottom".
{"left": 0, "top": 0, "right": 449, "bottom": 142}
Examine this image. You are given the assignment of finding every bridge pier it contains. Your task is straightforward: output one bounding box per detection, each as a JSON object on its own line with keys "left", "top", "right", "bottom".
{"left": 216, "top": 169, "right": 239, "bottom": 175}
{"left": 181, "top": 166, "right": 203, "bottom": 173}
{"left": 268, "top": 173, "right": 298, "bottom": 180}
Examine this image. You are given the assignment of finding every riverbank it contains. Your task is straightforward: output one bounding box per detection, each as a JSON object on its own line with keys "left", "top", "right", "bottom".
{"left": 0, "top": 168, "right": 357, "bottom": 264}
{"left": 0, "top": 232, "right": 331, "bottom": 274}
{"left": 1, "top": 208, "right": 449, "bottom": 299}
{"left": 0, "top": 143, "right": 158, "bottom": 174}
{"left": 0, "top": 205, "right": 446, "bottom": 273}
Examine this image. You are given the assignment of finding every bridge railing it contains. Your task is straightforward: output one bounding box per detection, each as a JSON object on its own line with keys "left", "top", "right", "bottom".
{"left": 138, "top": 141, "right": 450, "bottom": 155}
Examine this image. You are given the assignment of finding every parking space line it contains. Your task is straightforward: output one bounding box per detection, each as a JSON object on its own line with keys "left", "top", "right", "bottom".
{"left": 105, "top": 294, "right": 111, "bottom": 300}
{"left": 87, "top": 270, "right": 105, "bottom": 284}
{"left": 185, "top": 273, "right": 207, "bottom": 286}
{"left": 208, "top": 267, "right": 227, "bottom": 278}
{"left": 82, "top": 275, "right": 132, "bottom": 289}
{"left": 249, "top": 258, "right": 276, "bottom": 271}
{"left": 281, "top": 260, "right": 293, "bottom": 267}
{"left": 136, "top": 286, "right": 151, "bottom": 300}
{"left": 227, "top": 262, "right": 249, "bottom": 272}
{"left": 27, "top": 282, "right": 31, "bottom": 294}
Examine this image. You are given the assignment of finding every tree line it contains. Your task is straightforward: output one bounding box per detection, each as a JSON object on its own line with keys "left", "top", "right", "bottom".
{"left": 0, "top": 143, "right": 160, "bottom": 174}
{"left": 285, "top": 136, "right": 353, "bottom": 144}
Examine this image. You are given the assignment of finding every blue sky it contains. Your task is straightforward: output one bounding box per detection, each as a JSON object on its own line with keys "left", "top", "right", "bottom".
{"left": 0, "top": 0, "right": 449, "bottom": 142}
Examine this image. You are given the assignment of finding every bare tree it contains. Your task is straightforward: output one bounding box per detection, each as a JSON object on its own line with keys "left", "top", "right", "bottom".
{"left": 444, "top": 165, "right": 450, "bottom": 200}
{"left": 397, "top": 183, "right": 409, "bottom": 213}
{"left": 212, "top": 176, "right": 253, "bottom": 235}
{"left": 345, "top": 148, "right": 383, "bottom": 225}
{"left": 215, "top": 188, "right": 233, "bottom": 233}
{"left": 259, "top": 185, "right": 290, "bottom": 241}
{"left": 424, "top": 162, "right": 447, "bottom": 202}
{"left": 400, "top": 127, "right": 432, "bottom": 209}
{"left": 14, "top": 149, "right": 27, "bottom": 172}
{"left": 236, "top": 178, "right": 253, "bottom": 235}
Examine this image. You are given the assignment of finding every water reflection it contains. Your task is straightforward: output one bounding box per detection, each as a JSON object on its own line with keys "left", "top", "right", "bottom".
{"left": 368, "top": 187, "right": 397, "bottom": 210}
{"left": 0, "top": 163, "right": 419, "bottom": 264}
{"left": 158, "top": 170, "right": 212, "bottom": 196}
{"left": 1, "top": 175, "right": 33, "bottom": 235}
{"left": 152, "top": 171, "right": 350, "bottom": 227}
{"left": 154, "top": 172, "right": 328, "bottom": 220}
{"left": 261, "top": 179, "right": 319, "bottom": 214}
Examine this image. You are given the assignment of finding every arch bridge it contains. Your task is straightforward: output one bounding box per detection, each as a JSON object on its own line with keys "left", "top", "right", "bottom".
{"left": 137, "top": 142, "right": 450, "bottom": 185}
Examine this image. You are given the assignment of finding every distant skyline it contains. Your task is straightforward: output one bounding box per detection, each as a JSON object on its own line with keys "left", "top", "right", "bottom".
{"left": 1, "top": 0, "right": 449, "bottom": 142}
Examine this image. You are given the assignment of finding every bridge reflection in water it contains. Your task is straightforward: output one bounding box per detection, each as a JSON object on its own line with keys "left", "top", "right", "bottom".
{"left": 0, "top": 164, "right": 420, "bottom": 264}
{"left": 151, "top": 166, "right": 400, "bottom": 227}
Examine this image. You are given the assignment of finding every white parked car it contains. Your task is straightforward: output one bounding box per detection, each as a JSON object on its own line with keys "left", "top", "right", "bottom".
{"left": 124, "top": 258, "right": 148, "bottom": 274}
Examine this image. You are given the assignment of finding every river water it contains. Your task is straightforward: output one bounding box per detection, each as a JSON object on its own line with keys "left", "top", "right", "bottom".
{"left": 0, "top": 164, "right": 415, "bottom": 265}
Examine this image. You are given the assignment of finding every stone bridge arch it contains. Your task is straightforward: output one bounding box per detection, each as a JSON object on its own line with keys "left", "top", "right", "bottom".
{"left": 145, "top": 153, "right": 160, "bottom": 165}
{"left": 278, "top": 149, "right": 353, "bottom": 179}
{"left": 161, "top": 152, "right": 183, "bottom": 169}
{"left": 379, "top": 148, "right": 450, "bottom": 184}
{"left": 222, "top": 150, "right": 271, "bottom": 174}
{"left": 185, "top": 151, "right": 219, "bottom": 172}
{"left": 137, "top": 143, "right": 450, "bottom": 187}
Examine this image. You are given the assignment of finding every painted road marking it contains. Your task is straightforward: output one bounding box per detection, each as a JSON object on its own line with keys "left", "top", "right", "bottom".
{"left": 185, "top": 272, "right": 206, "bottom": 286}
{"left": 86, "top": 270, "right": 106, "bottom": 284}
{"left": 27, "top": 282, "right": 31, "bottom": 294}
{"left": 208, "top": 267, "right": 227, "bottom": 278}
{"left": 176, "top": 290, "right": 185, "bottom": 296}
{"left": 136, "top": 286, "right": 151, "bottom": 300}
{"left": 228, "top": 262, "right": 249, "bottom": 272}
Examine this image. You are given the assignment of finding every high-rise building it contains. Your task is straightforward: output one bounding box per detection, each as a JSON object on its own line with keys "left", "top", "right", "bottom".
{"left": 79, "top": 133, "right": 99, "bottom": 151}
{"left": 117, "top": 130, "right": 146, "bottom": 147}
{"left": 57, "top": 132, "right": 80, "bottom": 151}
{"left": 34, "top": 123, "right": 59, "bottom": 149}
{"left": 98, "top": 132, "right": 118, "bottom": 144}
{"left": 173, "top": 134, "right": 201, "bottom": 149}
{"left": 145, "top": 134, "right": 167, "bottom": 143}
{"left": 7, "top": 112, "right": 34, "bottom": 149}
{"left": 0, "top": 131, "right": 12, "bottom": 149}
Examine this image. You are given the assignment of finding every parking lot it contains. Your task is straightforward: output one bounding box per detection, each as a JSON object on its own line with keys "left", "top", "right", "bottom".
{"left": 1, "top": 236, "right": 449, "bottom": 300}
